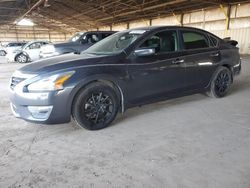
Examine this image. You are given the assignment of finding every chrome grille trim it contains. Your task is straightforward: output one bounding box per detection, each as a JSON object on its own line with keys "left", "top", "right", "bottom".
{"left": 10, "top": 70, "right": 37, "bottom": 90}
{"left": 10, "top": 77, "right": 26, "bottom": 89}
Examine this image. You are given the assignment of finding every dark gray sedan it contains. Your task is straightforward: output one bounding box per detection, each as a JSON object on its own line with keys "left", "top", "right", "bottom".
{"left": 9, "top": 26, "right": 241, "bottom": 130}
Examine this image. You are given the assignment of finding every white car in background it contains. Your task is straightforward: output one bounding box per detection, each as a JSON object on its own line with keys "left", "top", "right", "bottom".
{"left": 7, "top": 41, "right": 49, "bottom": 63}
{"left": 0, "top": 42, "right": 26, "bottom": 56}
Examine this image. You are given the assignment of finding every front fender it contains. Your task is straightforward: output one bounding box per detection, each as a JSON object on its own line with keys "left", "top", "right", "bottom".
{"left": 65, "top": 73, "right": 127, "bottom": 116}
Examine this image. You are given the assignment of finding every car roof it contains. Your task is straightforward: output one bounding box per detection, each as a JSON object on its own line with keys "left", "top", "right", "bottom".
{"left": 8, "top": 41, "right": 26, "bottom": 44}
{"left": 80, "top": 31, "right": 116, "bottom": 33}
{"left": 27, "top": 40, "right": 49, "bottom": 44}
{"left": 125, "top": 26, "right": 220, "bottom": 39}
{"left": 126, "top": 25, "right": 212, "bottom": 34}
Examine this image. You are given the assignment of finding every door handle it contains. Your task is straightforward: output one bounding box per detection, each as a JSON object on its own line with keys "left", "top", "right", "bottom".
{"left": 172, "top": 59, "right": 184, "bottom": 64}
{"left": 210, "top": 52, "right": 220, "bottom": 57}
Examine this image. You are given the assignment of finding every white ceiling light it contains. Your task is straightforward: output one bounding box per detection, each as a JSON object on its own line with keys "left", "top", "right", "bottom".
{"left": 16, "top": 18, "right": 35, "bottom": 26}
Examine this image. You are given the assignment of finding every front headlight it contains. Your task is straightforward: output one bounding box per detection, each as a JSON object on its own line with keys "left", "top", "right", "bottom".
{"left": 27, "top": 71, "right": 75, "bottom": 92}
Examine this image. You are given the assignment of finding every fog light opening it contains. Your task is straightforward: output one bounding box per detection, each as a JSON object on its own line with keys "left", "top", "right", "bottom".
{"left": 27, "top": 106, "right": 53, "bottom": 120}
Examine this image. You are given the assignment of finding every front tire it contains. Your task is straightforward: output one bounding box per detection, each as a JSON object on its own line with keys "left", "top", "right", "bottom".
{"left": 72, "top": 82, "right": 119, "bottom": 130}
{"left": 0, "top": 50, "right": 6, "bottom": 56}
{"left": 16, "top": 54, "right": 28, "bottom": 63}
{"left": 207, "top": 66, "right": 232, "bottom": 98}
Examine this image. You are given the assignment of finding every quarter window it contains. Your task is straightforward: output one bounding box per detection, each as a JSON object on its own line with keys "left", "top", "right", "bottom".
{"left": 182, "top": 31, "right": 209, "bottom": 50}
{"left": 139, "top": 30, "right": 178, "bottom": 53}
{"left": 209, "top": 35, "right": 218, "bottom": 47}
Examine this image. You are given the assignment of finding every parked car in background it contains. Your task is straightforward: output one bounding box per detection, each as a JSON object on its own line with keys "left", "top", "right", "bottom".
{"left": 0, "top": 43, "right": 6, "bottom": 56}
{"left": 7, "top": 41, "right": 49, "bottom": 63}
{"left": 0, "top": 48, "right": 6, "bottom": 56}
{"left": 40, "top": 31, "right": 116, "bottom": 58}
{"left": 0, "top": 42, "right": 26, "bottom": 56}
{"left": 9, "top": 26, "right": 241, "bottom": 130}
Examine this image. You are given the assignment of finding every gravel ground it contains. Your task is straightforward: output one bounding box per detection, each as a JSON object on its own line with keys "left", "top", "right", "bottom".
{"left": 0, "top": 56, "right": 250, "bottom": 188}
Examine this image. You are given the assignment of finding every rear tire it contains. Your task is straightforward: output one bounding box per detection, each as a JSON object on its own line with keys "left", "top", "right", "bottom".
{"left": 16, "top": 54, "right": 28, "bottom": 63}
{"left": 207, "top": 66, "right": 232, "bottom": 98}
{"left": 72, "top": 82, "right": 119, "bottom": 130}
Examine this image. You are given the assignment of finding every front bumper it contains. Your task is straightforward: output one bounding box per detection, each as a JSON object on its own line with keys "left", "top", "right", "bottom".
{"left": 10, "top": 103, "right": 53, "bottom": 121}
{"left": 233, "top": 58, "right": 241, "bottom": 76}
{"left": 9, "top": 83, "right": 73, "bottom": 124}
{"left": 6, "top": 53, "right": 16, "bottom": 63}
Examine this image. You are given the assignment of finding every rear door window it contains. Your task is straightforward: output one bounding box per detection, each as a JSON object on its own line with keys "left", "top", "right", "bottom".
{"left": 181, "top": 31, "right": 209, "bottom": 50}
{"left": 28, "top": 42, "right": 41, "bottom": 49}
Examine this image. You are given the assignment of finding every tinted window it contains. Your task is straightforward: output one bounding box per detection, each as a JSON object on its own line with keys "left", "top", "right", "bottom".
{"left": 28, "top": 42, "right": 41, "bottom": 49}
{"left": 101, "top": 33, "right": 113, "bottom": 39}
{"left": 182, "top": 31, "right": 209, "bottom": 50}
{"left": 139, "top": 30, "right": 178, "bottom": 53}
{"left": 81, "top": 33, "right": 99, "bottom": 44}
{"left": 69, "top": 32, "right": 84, "bottom": 42}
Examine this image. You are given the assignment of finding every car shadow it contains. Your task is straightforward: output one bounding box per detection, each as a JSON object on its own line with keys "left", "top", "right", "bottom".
{"left": 113, "top": 93, "right": 208, "bottom": 126}
{"left": 229, "top": 79, "right": 250, "bottom": 95}
{"left": 113, "top": 79, "right": 250, "bottom": 127}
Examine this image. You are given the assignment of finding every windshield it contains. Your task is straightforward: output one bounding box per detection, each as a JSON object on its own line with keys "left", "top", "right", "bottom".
{"left": 7, "top": 43, "right": 19, "bottom": 47}
{"left": 21, "top": 42, "right": 33, "bottom": 49}
{"left": 84, "top": 30, "right": 147, "bottom": 55}
{"left": 68, "top": 32, "right": 84, "bottom": 42}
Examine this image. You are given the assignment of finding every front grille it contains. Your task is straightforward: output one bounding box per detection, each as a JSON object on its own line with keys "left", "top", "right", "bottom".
{"left": 10, "top": 77, "right": 26, "bottom": 89}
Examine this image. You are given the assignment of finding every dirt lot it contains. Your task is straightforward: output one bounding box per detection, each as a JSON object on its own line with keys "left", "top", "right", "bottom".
{"left": 0, "top": 56, "right": 250, "bottom": 188}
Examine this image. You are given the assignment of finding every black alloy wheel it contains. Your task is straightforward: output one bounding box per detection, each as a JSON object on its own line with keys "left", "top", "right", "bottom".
{"left": 72, "top": 82, "right": 119, "bottom": 130}
{"left": 84, "top": 92, "right": 114, "bottom": 124}
{"left": 208, "top": 66, "right": 232, "bottom": 98}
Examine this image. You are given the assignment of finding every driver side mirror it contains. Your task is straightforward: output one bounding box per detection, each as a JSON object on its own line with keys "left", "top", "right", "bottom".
{"left": 134, "top": 48, "right": 155, "bottom": 57}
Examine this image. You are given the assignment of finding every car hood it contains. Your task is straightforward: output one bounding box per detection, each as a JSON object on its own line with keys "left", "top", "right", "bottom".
{"left": 53, "top": 42, "right": 77, "bottom": 48}
{"left": 19, "top": 53, "right": 120, "bottom": 74}
{"left": 13, "top": 48, "right": 22, "bottom": 53}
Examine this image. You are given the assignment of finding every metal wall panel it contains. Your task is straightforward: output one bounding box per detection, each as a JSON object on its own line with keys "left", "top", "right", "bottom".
{"left": 129, "top": 20, "right": 150, "bottom": 28}
{"left": 0, "top": 26, "right": 70, "bottom": 42}
{"left": 112, "top": 24, "right": 127, "bottom": 31}
{"left": 211, "top": 28, "right": 250, "bottom": 54}
{"left": 152, "top": 16, "right": 181, "bottom": 26}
